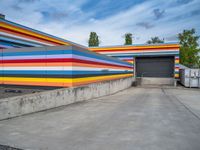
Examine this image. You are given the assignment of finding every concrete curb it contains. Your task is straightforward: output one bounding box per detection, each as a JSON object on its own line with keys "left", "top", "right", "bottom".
{"left": 0, "top": 77, "right": 134, "bottom": 120}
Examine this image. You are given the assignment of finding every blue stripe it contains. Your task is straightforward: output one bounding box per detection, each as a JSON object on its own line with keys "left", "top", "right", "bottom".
{"left": 113, "top": 56, "right": 133, "bottom": 58}
{"left": 3, "top": 50, "right": 71, "bottom": 56}
{"left": 90, "top": 42, "right": 179, "bottom": 48}
{"left": 0, "top": 41, "right": 16, "bottom": 47}
{"left": 3, "top": 49, "right": 132, "bottom": 67}
{"left": 0, "top": 36, "right": 43, "bottom": 47}
{"left": 107, "top": 51, "right": 179, "bottom": 57}
{"left": 2, "top": 70, "right": 133, "bottom": 75}
{"left": 73, "top": 50, "right": 133, "bottom": 66}
{"left": 0, "top": 19, "right": 81, "bottom": 46}
{"left": 175, "top": 64, "right": 179, "bottom": 67}
{"left": 0, "top": 41, "right": 25, "bottom": 48}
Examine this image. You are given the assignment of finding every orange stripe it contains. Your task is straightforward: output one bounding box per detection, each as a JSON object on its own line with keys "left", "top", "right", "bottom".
{"left": 2, "top": 75, "right": 132, "bottom": 87}
{"left": 73, "top": 74, "right": 133, "bottom": 86}
{"left": 3, "top": 81, "right": 72, "bottom": 87}
{"left": 89, "top": 44, "right": 180, "bottom": 51}
{"left": 0, "top": 28, "right": 60, "bottom": 46}
{"left": 2, "top": 62, "right": 133, "bottom": 70}
{"left": 93, "top": 48, "right": 179, "bottom": 53}
{"left": 1, "top": 22, "right": 69, "bottom": 45}
{"left": 91, "top": 48, "right": 178, "bottom": 52}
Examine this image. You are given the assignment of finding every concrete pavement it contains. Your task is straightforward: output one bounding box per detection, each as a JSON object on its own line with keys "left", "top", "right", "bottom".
{"left": 0, "top": 87, "right": 200, "bottom": 150}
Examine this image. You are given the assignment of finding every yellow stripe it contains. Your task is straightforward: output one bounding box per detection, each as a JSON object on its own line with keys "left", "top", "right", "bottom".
{"left": 126, "top": 60, "right": 134, "bottom": 64}
{"left": 89, "top": 44, "right": 180, "bottom": 51}
{"left": 0, "top": 74, "right": 133, "bottom": 83}
{"left": 0, "top": 22, "right": 70, "bottom": 45}
{"left": 75, "top": 74, "right": 133, "bottom": 83}
{"left": 175, "top": 60, "right": 179, "bottom": 63}
{"left": 175, "top": 74, "right": 179, "bottom": 78}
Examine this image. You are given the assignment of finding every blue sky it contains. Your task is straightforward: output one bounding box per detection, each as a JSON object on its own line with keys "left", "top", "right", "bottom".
{"left": 0, "top": 0, "right": 200, "bottom": 46}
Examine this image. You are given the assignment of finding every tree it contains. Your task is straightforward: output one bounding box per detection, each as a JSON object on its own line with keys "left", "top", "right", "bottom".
{"left": 124, "top": 33, "right": 133, "bottom": 45}
{"left": 178, "top": 28, "right": 200, "bottom": 68}
{"left": 147, "top": 37, "right": 164, "bottom": 44}
{"left": 88, "top": 32, "right": 99, "bottom": 47}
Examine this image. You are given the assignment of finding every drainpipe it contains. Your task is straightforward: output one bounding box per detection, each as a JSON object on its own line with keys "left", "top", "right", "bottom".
{"left": 198, "top": 69, "right": 200, "bottom": 88}
{"left": 189, "top": 69, "right": 191, "bottom": 88}
{"left": 174, "top": 79, "right": 177, "bottom": 87}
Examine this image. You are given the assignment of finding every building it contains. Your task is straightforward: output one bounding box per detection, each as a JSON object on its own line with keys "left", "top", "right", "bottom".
{"left": 0, "top": 16, "right": 179, "bottom": 87}
{"left": 89, "top": 44, "right": 180, "bottom": 82}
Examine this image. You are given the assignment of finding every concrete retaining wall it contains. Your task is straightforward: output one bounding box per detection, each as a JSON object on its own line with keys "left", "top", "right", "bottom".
{"left": 138, "top": 77, "right": 175, "bottom": 85}
{"left": 0, "top": 77, "right": 134, "bottom": 120}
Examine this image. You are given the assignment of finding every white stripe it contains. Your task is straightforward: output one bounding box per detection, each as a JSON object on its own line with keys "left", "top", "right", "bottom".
{"left": 3, "top": 54, "right": 73, "bottom": 60}
{"left": 2, "top": 66, "right": 132, "bottom": 71}
{"left": 106, "top": 52, "right": 178, "bottom": 57}
{"left": 0, "top": 32, "right": 53, "bottom": 46}
{"left": 99, "top": 49, "right": 179, "bottom": 54}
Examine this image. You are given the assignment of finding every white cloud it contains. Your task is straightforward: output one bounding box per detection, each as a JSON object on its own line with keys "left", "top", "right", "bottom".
{"left": 0, "top": 0, "right": 200, "bottom": 46}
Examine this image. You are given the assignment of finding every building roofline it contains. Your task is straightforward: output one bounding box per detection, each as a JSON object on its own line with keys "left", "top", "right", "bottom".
{"left": 89, "top": 42, "right": 180, "bottom": 49}
{"left": 0, "top": 18, "right": 180, "bottom": 50}
{"left": 0, "top": 18, "right": 87, "bottom": 49}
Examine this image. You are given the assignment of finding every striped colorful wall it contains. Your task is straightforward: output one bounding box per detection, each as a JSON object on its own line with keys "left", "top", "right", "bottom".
{"left": 0, "top": 17, "right": 180, "bottom": 83}
{"left": 89, "top": 44, "right": 180, "bottom": 78}
{"left": 0, "top": 18, "right": 77, "bottom": 48}
{"left": 175, "top": 55, "right": 180, "bottom": 78}
{"left": 0, "top": 45, "right": 133, "bottom": 87}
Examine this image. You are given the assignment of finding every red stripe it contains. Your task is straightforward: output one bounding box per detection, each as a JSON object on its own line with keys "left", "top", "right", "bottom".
{"left": 92, "top": 47, "right": 179, "bottom": 52}
{"left": 2, "top": 58, "right": 133, "bottom": 69}
{"left": 121, "top": 59, "right": 133, "bottom": 61}
{"left": 0, "top": 27, "right": 62, "bottom": 46}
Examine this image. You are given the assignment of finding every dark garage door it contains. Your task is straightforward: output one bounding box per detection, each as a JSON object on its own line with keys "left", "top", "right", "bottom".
{"left": 136, "top": 57, "right": 174, "bottom": 77}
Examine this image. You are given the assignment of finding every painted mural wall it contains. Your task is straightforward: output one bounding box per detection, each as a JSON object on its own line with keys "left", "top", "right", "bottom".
{"left": 0, "top": 45, "right": 133, "bottom": 87}
{"left": 89, "top": 44, "right": 180, "bottom": 78}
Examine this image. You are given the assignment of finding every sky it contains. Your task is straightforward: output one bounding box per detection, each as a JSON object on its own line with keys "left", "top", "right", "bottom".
{"left": 0, "top": 0, "right": 200, "bottom": 46}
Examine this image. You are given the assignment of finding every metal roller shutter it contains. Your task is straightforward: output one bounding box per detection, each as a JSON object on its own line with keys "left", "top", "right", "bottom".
{"left": 136, "top": 56, "right": 174, "bottom": 78}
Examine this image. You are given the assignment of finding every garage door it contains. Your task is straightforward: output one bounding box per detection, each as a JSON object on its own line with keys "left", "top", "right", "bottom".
{"left": 136, "top": 57, "right": 174, "bottom": 77}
